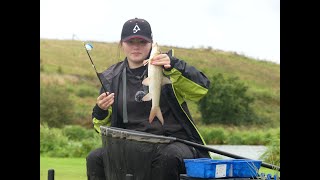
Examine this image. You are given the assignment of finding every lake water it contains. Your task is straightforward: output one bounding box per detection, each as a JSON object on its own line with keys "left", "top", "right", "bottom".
{"left": 208, "top": 145, "right": 267, "bottom": 160}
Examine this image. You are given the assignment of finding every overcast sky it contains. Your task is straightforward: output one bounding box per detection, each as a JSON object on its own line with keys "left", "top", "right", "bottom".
{"left": 40, "top": 0, "right": 280, "bottom": 64}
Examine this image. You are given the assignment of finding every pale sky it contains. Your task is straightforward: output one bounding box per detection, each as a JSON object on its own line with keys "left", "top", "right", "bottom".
{"left": 40, "top": 0, "right": 280, "bottom": 64}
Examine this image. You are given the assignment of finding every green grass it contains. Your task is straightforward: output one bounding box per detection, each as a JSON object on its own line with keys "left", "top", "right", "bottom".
{"left": 40, "top": 156, "right": 87, "bottom": 180}
{"left": 40, "top": 156, "right": 279, "bottom": 179}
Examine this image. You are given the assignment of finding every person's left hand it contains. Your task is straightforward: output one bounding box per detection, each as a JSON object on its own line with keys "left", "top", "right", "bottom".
{"left": 151, "top": 54, "right": 171, "bottom": 69}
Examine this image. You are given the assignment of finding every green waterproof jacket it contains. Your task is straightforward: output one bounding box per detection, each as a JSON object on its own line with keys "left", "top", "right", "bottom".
{"left": 91, "top": 53, "right": 211, "bottom": 158}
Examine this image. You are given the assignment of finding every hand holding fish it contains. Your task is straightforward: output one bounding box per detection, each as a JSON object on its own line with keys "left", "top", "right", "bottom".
{"left": 97, "top": 92, "right": 115, "bottom": 110}
{"left": 150, "top": 54, "right": 171, "bottom": 69}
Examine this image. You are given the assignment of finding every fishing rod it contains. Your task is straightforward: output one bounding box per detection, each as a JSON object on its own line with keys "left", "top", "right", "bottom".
{"left": 83, "top": 42, "right": 108, "bottom": 95}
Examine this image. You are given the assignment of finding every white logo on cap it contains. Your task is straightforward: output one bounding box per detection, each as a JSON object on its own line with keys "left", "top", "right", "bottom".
{"left": 133, "top": 23, "right": 140, "bottom": 33}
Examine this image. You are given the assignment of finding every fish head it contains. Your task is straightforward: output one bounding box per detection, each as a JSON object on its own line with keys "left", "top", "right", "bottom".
{"left": 143, "top": 42, "right": 161, "bottom": 66}
{"left": 149, "top": 43, "right": 161, "bottom": 60}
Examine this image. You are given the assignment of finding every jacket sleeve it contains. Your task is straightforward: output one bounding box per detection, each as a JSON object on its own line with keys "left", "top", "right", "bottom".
{"left": 163, "top": 55, "right": 210, "bottom": 104}
{"left": 91, "top": 87, "right": 112, "bottom": 134}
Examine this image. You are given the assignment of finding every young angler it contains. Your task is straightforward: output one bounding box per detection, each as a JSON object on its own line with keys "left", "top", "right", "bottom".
{"left": 86, "top": 17, "right": 211, "bottom": 180}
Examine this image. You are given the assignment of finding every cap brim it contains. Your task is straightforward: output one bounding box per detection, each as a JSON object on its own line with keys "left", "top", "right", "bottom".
{"left": 122, "top": 35, "right": 152, "bottom": 43}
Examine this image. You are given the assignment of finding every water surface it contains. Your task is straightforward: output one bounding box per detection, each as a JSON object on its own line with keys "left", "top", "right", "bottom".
{"left": 208, "top": 145, "right": 267, "bottom": 160}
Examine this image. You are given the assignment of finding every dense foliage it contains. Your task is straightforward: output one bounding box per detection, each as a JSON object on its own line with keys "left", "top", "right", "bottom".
{"left": 199, "top": 73, "right": 261, "bottom": 125}
{"left": 40, "top": 125, "right": 101, "bottom": 157}
{"left": 40, "top": 83, "right": 74, "bottom": 128}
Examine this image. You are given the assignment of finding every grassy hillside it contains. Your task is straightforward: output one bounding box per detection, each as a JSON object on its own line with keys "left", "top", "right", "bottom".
{"left": 40, "top": 39, "right": 280, "bottom": 128}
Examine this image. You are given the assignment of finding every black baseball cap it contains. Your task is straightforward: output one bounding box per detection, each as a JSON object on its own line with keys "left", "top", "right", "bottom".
{"left": 121, "top": 18, "right": 153, "bottom": 43}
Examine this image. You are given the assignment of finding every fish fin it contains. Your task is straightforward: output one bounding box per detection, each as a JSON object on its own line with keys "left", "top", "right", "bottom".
{"left": 149, "top": 106, "right": 164, "bottom": 125}
{"left": 142, "top": 93, "right": 152, "bottom": 101}
{"left": 143, "top": 59, "right": 149, "bottom": 66}
{"left": 161, "top": 76, "right": 172, "bottom": 85}
{"left": 142, "top": 77, "right": 150, "bottom": 86}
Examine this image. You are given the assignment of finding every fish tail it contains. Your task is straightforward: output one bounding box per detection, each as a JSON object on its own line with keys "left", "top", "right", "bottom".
{"left": 149, "top": 106, "right": 164, "bottom": 125}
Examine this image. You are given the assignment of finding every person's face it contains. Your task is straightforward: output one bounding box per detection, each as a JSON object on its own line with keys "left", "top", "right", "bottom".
{"left": 122, "top": 38, "right": 152, "bottom": 67}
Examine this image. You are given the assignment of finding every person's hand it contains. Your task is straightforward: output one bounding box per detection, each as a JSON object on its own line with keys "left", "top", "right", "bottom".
{"left": 151, "top": 53, "right": 171, "bottom": 69}
{"left": 97, "top": 92, "right": 114, "bottom": 110}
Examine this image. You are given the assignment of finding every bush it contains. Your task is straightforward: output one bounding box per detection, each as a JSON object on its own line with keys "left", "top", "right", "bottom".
{"left": 40, "top": 125, "right": 102, "bottom": 158}
{"left": 40, "top": 83, "right": 74, "bottom": 128}
{"left": 199, "top": 73, "right": 256, "bottom": 125}
{"left": 227, "top": 134, "right": 244, "bottom": 144}
{"left": 40, "top": 125, "right": 69, "bottom": 155}
{"left": 200, "top": 127, "right": 226, "bottom": 144}
{"left": 62, "top": 125, "right": 95, "bottom": 141}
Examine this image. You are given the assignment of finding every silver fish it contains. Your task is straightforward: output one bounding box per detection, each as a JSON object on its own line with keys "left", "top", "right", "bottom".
{"left": 142, "top": 43, "right": 172, "bottom": 125}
